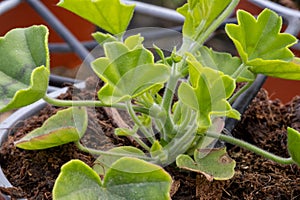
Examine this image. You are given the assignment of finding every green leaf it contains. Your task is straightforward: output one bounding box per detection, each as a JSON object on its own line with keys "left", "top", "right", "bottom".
{"left": 54, "top": 158, "right": 172, "bottom": 200}
{"left": 137, "top": 114, "right": 152, "bottom": 127}
{"left": 93, "top": 146, "right": 146, "bottom": 177}
{"left": 103, "top": 157, "right": 172, "bottom": 200}
{"left": 115, "top": 127, "right": 137, "bottom": 137}
{"left": 196, "top": 46, "right": 255, "bottom": 82}
{"left": 226, "top": 9, "right": 297, "bottom": 63}
{"left": 15, "top": 107, "right": 88, "bottom": 150}
{"left": 177, "top": 0, "right": 232, "bottom": 40}
{"left": 226, "top": 9, "right": 300, "bottom": 80}
{"left": 176, "top": 147, "right": 235, "bottom": 181}
{"left": 53, "top": 160, "right": 122, "bottom": 200}
{"left": 153, "top": 44, "right": 166, "bottom": 64}
{"left": 92, "top": 40, "right": 170, "bottom": 104}
{"left": 58, "top": 0, "right": 135, "bottom": 35}
{"left": 124, "top": 34, "right": 144, "bottom": 50}
{"left": 248, "top": 58, "right": 300, "bottom": 80}
{"left": 135, "top": 85, "right": 163, "bottom": 108}
{"left": 92, "top": 32, "right": 117, "bottom": 46}
{"left": 150, "top": 140, "right": 164, "bottom": 158}
{"left": 0, "top": 25, "right": 50, "bottom": 112}
{"left": 287, "top": 127, "right": 300, "bottom": 166}
{"left": 178, "top": 54, "right": 240, "bottom": 130}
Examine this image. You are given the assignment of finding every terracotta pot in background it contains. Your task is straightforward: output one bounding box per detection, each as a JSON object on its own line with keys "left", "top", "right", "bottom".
{"left": 0, "top": 0, "right": 95, "bottom": 69}
{"left": 235, "top": 0, "right": 263, "bottom": 14}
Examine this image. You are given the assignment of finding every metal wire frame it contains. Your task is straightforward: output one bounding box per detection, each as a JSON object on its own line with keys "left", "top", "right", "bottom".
{"left": 1, "top": 0, "right": 300, "bottom": 69}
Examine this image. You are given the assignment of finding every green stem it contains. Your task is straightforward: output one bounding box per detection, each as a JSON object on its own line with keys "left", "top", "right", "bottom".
{"left": 163, "top": 121, "right": 198, "bottom": 165}
{"left": 125, "top": 101, "right": 155, "bottom": 144}
{"left": 43, "top": 95, "right": 149, "bottom": 115}
{"left": 205, "top": 132, "right": 295, "bottom": 165}
{"left": 161, "top": 66, "right": 179, "bottom": 112}
{"left": 178, "top": 107, "right": 193, "bottom": 131}
{"left": 130, "top": 136, "right": 151, "bottom": 151}
{"left": 231, "top": 63, "right": 247, "bottom": 79}
{"left": 193, "top": 0, "right": 240, "bottom": 47}
{"left": 228, "top": 81, "right": 253, "bottom": 104}
{"left": 161, "top": 65, "right": 180, "bottom": 141}
{"left": 75, "top": 141, "right": 154, "bottom": 161}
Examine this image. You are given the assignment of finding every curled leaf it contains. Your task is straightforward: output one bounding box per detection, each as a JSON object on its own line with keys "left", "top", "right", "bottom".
{"left": 15, "top": 107, "right": 88, "bottom": 150}
{"left": 287, "top": 127, "right": 300, "bottom": 166}
{"left": 0, "top": 25, "right": 50, "bottom": 112}
{"left": 92, "top": 32, "right": 117, "bottom": 46}
{"left": 176, "top": 147, "right": 235, "bottom": 181}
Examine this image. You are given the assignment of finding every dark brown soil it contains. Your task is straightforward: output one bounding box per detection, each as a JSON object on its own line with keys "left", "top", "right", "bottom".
{"left": 0, "top": 76, "right": 299, "bottom": 199}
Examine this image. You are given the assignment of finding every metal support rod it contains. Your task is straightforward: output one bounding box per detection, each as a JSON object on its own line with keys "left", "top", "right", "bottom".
{"left": 122, "top": 0, "right": 184, "bottom": 23}
{"left": 0, "top": 0, "right": 21, "bottom": 15}
{"left": 49, "top": 74, "right": 79, "bottom": 86}
{"left": 25, "top": 0, "right": 95, "bottom": 65}
{"left": 49, "top": 41, "right": 98, "bottom": 53}
{"left": 249, "top": 0, "right": 300, "bottom": 18}
{"left": 225, "top": 74, "right": 267, "bottom": 133}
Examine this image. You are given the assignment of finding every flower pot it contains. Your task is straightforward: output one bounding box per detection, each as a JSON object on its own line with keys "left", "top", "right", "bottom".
{"left": 0, "top": 0, "right": 95, "bottom": 69}
{"left": 1, "top": 78, "right": 299, "bottom": 199}
{"left": 0, "top": 87, "right": 68, "bottom": 199}
{"left": 235, "top": 0, "right": 263, "bottom": 14}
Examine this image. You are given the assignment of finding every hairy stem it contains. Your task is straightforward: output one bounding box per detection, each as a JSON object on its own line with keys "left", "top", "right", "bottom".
{"left": 191, "top": 0, "right": 240, "bottom": 50}
{"left": 161, "top": 65, "right": 180, "bottom": 141}
{"left": 43, "top": 95, "right": 149, "bottom": 115}
{"left": 231, "top": 63, "right": 247, "bottom": 79}
{"left": 75, "top": 141, "right": 154, "bottom": 161}
{"left": 125, "top": 101, "right": 155, "bottom": 144}
{"left": 205, "top": 132, "right": 295, "bottom": 165}
{"left": 129, "top": 136, "right": 151, "bottom": 151}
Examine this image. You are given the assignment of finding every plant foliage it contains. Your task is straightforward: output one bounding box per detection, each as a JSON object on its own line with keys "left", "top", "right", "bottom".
{"left": 1, "top": 0, "right": 300, "bottom": 199}
{"left": 0, "top": 25, "right": 49, "bottom": 112}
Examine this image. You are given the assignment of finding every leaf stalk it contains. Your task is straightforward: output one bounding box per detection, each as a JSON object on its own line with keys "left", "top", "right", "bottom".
{"left": 205, "top": 131, "right": 295, "bottom": 165}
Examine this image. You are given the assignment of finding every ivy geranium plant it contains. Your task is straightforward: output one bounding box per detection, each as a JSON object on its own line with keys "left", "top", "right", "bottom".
{"left": 1, "top": 0, "right": 300, "bottom": 199}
